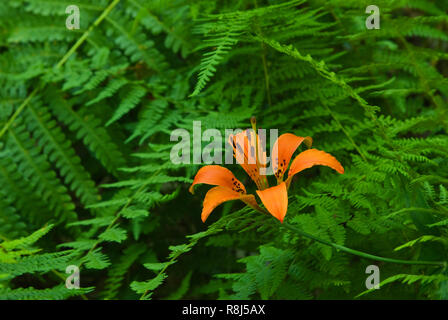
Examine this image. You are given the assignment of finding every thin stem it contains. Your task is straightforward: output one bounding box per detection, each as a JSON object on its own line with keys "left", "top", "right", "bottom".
{"left": 0, "top": 0, "right": 121, "bottom": 141}
{"left": 56, "top": 0, "right": 121, "bottom": 69}
{"left": 321, "top": 98, "right": 368, "bottom": 162}
{"left": 281, "top": 222, "right": 446, "bottom": 267}
{"left": 253, "top": 0, "right": 272, "bottom": 107}
{"left": 397, "top": 35, "right": 445, "bottom": 117}
{"left": 139, "top": 259, "right": 172, "bottom": 300}
{"left": 79, "top": 168, "right": 162, "bottom": 299}
{"left": 260, "top": 43, "right": 272, "bottom": 107}
{"left": 0, "top": 87, "right": 39, "bottom": 140}
{"left": 80, "top": 171, "right": 160, "bottom": 269}
{"left": 257, "top": 36, "right": 396, "bottom": 149}
{"left": 382, "top": 207, "right": 448, "bottom": 219}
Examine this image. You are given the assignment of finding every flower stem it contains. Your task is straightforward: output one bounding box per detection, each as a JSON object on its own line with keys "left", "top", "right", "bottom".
{"left": 281, "top": 222, "right": 447, "bottom": 267}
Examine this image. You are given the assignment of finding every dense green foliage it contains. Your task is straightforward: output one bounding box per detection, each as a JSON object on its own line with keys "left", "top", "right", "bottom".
{"left": 0, "top": 0, "right": 447, "bottom": 300}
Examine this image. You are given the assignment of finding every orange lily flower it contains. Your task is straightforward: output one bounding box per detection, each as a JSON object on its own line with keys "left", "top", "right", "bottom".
{"left": 189, "top": 118, "right": 344, "bottom": 223}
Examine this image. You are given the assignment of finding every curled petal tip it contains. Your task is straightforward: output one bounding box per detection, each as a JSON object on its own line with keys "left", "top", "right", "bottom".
{"left": 288, "top": 149, "right": 344, "bottom": 180}
{"left": 190, "top": 165, "right": 246, "bottom": 194}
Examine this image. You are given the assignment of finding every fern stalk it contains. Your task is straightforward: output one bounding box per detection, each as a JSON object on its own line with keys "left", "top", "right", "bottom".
{"left": 281, "top": 222, "right": 447, "bottom": 267}
{"left": 0, "top": 0, "right": 121, "bottom": 141}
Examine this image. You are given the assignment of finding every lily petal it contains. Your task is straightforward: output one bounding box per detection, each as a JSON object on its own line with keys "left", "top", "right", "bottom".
{"left": 272, "top": 133, "right": 312, "bottom": 182}
{"left": 189, "top": 165, "right": 246, "bottom": 194}
{"left": 256, "top": 182, "right": 288, "bottom": 223}
{"left": 229, "top": 130, "right": 268, "bottom": 189}
{"left": 286, "top": 149, "right": 344, "bottom": 187}
{"left": 201, "top": 186, "right": 258, "bottom": 222}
